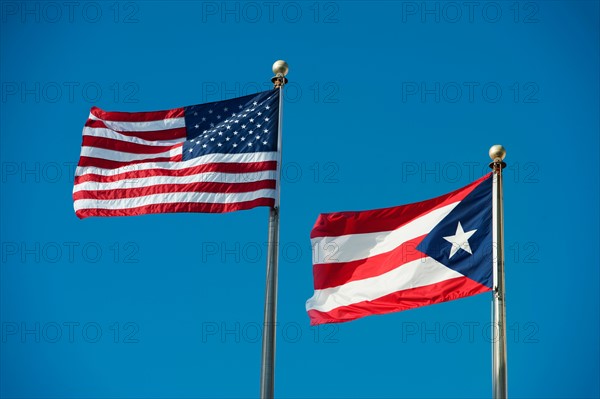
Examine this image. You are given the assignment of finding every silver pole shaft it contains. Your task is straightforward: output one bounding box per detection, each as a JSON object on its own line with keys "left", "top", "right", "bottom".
{"left": 492, "top": 159, "right": 507, "bottom": 399}
{"left": 260, "top": 80, "right": 284, "bottom": 399}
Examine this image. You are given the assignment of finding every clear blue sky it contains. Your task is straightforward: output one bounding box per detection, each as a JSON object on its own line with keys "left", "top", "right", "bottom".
{"left": 1, "top": 1, "right": 598, "bottom": 398}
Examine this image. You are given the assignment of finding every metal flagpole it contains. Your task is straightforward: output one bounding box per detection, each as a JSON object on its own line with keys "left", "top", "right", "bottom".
{"left": 260, "top": 60, "right": 288, "bottom": 399}
{"left": 489, "top": 145, "right": 508, "bottom": 399}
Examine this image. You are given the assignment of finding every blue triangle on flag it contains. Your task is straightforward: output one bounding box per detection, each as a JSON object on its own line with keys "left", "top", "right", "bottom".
{"left": 417, "top": 175, "right": 494, "bottom": 289}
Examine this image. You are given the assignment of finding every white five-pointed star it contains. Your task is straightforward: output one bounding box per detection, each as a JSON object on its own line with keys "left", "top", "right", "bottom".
{"left": 443, "top": 222, "right": 477, "bottom": 259}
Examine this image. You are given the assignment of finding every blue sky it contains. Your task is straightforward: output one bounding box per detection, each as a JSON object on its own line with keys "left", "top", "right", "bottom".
{"left": 1, "top": 1, "right": 598, "bottom": 398}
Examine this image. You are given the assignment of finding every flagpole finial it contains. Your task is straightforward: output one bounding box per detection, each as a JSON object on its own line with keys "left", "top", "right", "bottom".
{"left": 489, "top": 145, "right": 506, "bottom": 169}
{"left": 271, "top": 60, "right": 289, "bottom": 87}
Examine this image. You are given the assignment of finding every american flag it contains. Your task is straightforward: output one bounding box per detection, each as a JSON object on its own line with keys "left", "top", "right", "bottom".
{"left": 73, "top": 90, "right": 280, "bottom": 219}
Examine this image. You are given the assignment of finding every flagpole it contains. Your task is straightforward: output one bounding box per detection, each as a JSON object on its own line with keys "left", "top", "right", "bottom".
{"left": 260, "top": 60, "right": 288, "bottom": 399}
{"left": 490, "top": 145, "right": 508, "bottom": 399}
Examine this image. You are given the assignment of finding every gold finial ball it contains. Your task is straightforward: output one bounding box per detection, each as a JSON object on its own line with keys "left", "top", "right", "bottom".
{"left": 489, "top": 144, "right": 506, "bottom": 161}
{"left": 272, "top": 60, "right": 289, "bottom": 76}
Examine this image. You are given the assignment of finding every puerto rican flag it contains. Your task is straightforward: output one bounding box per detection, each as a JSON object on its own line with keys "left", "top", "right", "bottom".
{"left": 306, "top": 173, "right": 494, "bottom": 325}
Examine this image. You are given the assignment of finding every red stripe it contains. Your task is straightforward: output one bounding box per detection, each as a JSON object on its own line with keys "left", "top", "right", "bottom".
{"left": 82, "top": 136, "right": 179, "bottom": 155}
{"left": 312, "top": 235, "right": 427, "bottom": 290}
{"left": 74, "top": 161, "right": 277, "bottom": 185}
{"left": 75, "top": 198, "right": 274, "bottom": 219}
{"left": 77, "top": 154, "right": 182, "bottom": 169}
{"left": 311, "top": 173, "right": 492, "bottom": 238}
{"left": 85, "top": 119, "right": 187, "bottom": 141}
{"left": 307, "top": 276, "right": 490, "bottom": 325}
{"left": 90, "top": 106, "right": 185, "bottom": 122}
{"left": 73, "top": 180, "right": 276, "bottom": 200}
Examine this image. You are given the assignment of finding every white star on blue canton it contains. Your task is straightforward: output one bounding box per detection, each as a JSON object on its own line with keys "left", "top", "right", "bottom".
{"left": 443, "top": 222, "right": 477, "bottom": 259}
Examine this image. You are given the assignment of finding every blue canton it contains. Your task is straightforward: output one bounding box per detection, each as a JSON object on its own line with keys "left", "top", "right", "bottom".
{"left": 182, "top": 90, "right": 279, "bottom": 160}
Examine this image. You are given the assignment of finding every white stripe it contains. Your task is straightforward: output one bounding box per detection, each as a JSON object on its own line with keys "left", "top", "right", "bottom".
{"left": 73, "top": 170, "right": 276, "bottom": 192}
{"left": 79, "top": 145, "right": 183, "bottom": 162}
{"left": 311, "top": 203, "right": 459, "bottom": 264}
{"left": 75, "top": 152, "right": 277, "bottom": 177}
{"left": 83, "top": 127, "right": 185, "bottom": 146}
{"left": 305, "top": 257, "right": 463, "bottom": 312}
{"left": 89, "top": 113, "right": 185, "bottom": 132}
{"left": 73, "top": 189, "right": 276, "bottom": 211}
